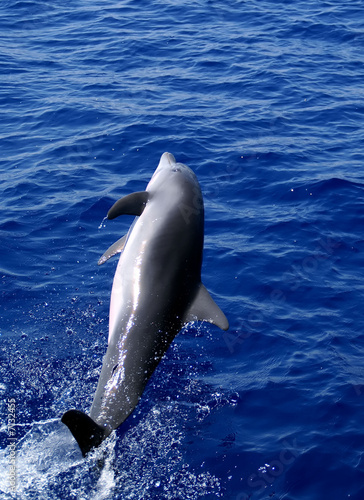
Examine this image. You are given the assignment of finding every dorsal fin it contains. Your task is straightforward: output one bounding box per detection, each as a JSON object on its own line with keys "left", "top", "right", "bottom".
{"left": 184, "top": 284, "right": 229, "bottom": 331}
{"left": 61, "top": 409, "right": 106, "bottom": 457}
{"left": 107, "top": 191, "right": 149, "bottom": 219}
{"left": 98, "top": 235, "right": 127, "bottom": 265}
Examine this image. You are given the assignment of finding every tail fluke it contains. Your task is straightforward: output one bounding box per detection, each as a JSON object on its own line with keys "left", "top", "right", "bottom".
{"left": 61, "top": 409, "right": 106, "bottom": 457}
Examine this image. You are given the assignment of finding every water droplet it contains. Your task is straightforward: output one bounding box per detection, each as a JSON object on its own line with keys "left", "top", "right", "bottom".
{"left": 98, "top": 216, "right": 108, "bottom": 229}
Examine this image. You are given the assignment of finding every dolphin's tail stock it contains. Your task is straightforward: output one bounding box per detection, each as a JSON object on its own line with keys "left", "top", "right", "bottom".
{"left": 61, "top": 409, "right": 106, "bottom": 457}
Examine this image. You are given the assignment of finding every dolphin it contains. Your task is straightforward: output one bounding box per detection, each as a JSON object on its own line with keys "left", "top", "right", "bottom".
{"left": 61, "top": 152, "right": 229, "bottom": 456}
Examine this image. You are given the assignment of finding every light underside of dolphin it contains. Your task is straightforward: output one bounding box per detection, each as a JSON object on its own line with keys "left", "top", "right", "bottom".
{"left": 61, "top": 152, "right": 228, "bottom": 457}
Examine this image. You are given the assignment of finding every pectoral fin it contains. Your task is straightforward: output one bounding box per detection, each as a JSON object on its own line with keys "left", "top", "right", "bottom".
{"left": 107, "top": 191, "right": 149, "bottom": 219}
{"left": 98, "top": 235, "right": 127, "bottom": 265}
{"left": 184, "top": 284, "right": 229, "bottom": 331}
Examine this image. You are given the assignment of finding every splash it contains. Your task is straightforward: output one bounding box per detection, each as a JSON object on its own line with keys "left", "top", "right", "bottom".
{"left": 0, "top": 402, "right": 222, "bottom": 500}
{"left": 0, "top": 418, "right": 117, "bottom": 500}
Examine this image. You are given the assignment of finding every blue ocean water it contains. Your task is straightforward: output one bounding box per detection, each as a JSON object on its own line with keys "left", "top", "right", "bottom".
{"left": 1, "top": 0, "right": 364, "bottom": 498}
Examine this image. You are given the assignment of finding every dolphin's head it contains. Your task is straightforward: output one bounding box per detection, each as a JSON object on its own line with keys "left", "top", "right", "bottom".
{"left": 148, "top": 152, "right": 198, "bottom": 193}
{"left": 156, "top": 152, "right": 178, "bottom": 171}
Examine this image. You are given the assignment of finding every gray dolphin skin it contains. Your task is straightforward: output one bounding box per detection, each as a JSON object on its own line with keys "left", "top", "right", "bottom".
{"left": 61, "top": 152, "right": 229, "bottom": 456}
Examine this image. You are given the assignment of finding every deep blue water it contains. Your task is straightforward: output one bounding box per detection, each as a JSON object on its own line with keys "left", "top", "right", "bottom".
{"left": 1, "top": 0, "right": 364, "bottom": 498}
